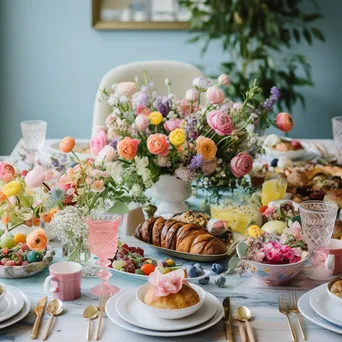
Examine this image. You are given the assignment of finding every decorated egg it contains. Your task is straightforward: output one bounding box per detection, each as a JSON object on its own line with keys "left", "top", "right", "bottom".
{"left": 261, "top": 220, "right": 287, "bottom": 235}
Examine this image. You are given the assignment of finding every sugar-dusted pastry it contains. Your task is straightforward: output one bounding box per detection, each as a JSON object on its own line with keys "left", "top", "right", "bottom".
{"left": 144, "top": 268, "right": 200, "bottom": 309}
{"left": 324, "top": 188, "right": 342, "bottom": 208}
{"left": 331, "top": 279, "right": 342, "bottom": 298}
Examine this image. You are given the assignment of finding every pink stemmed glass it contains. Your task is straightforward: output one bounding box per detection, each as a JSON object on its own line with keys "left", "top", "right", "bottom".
{"left": 87, "top": 212, "right": 122, "bottom": 297}
{"left": 299, "top": 200, "right": 338, "bottom": 280}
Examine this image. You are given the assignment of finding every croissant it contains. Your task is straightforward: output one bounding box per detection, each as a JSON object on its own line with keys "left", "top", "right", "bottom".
{"left": 134, "top": 217, "right": 227, "bottom": 255}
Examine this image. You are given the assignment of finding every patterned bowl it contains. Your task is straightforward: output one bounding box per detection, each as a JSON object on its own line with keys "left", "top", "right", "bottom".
{"left": 0, "top": 247, "right": 55, "bottom": 279}
{"left": 237, "top": 242, "right": 309, "bottom": 286}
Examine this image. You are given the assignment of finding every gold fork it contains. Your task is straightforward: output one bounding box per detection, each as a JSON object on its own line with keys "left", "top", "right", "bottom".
{"left": 288, "top": 291, "right": 306, "bottom": 340}
{"left": 278, "top": 294, "right": 297, "bottom": 342}
{"left": 95, "top": 295, "right": 108, "bottom": 341}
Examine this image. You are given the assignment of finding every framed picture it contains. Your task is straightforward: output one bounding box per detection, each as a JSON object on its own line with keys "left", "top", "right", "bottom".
{"left": 92, "top": 0, "right": 191, "bottom": 30}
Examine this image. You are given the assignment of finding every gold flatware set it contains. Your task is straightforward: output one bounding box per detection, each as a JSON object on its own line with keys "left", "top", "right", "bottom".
{"left": 278, "top": 291, "right": 306, "bottom": 341}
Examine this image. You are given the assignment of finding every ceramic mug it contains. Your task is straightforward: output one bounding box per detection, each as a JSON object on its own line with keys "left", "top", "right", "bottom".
{"left": 326, "top": 239, "right": 342, "bottom": 275}
{"left": 44, "top": 261, "right": 82, "bottom": 301}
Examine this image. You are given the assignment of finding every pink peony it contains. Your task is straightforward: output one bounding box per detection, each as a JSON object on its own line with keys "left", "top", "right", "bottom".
{"left": 264, "top": 241, "right": 283, "bottom": 263}
{"left": 230, "top": 152, "right": 253, "bottom": 178}
{"left": 90, "top": 130, "right": 108, "bottom": 156}
{"left": 263, "top": 205, "right": 276, "bottom": 218}
{"left": 135, "top": 115, "right": 149, "bottom": 131}
{"left": 115, "top": 82, "right": 136, "bottom": 97}
{"left": 164, "top": 118, "right": 181, "bottom": 132}
{"left": 25, "top": 166, "right": 46, "bottom": 188}
{"left": 206, "top": 87, "right": 225, "bottom": 104}
{"left": 0, "top": 162, "right": 15, "bottom": 183}
{"left": 206, "top": 110, "right": 234, "bottom": 136}
{"left": 148, "top": 268, "right": 185, "bottom": 297}
{"left": 96, "top": 145, "right": 117, "bottom": 164}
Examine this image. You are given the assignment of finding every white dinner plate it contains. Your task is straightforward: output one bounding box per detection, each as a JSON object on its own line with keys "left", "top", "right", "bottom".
{"left": 298, "top": 288, "right": 342, "bottom": 335}
{"left": 0, "top": 285, "right": 25, "bottom": 322}
{"left": 309, "top": 284, "right": 342, "bottom": 327}
{"left": 0, "top": 289, "right": 31, "bottom": 329}
{"left": 105, "top": 290, "right": 224, "bottom": 337}
{"left": 263, "top": 144, "right": 320, "bottom": 162}
{"left": 110, "top": 268, "right": 210, "bottom": 283}
{"left": 115, "top": 288, "right": 217, "bottom": 331}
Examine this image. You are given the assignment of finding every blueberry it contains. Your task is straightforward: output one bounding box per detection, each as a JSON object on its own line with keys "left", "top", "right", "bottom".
{"left": 187, "top": 265, "right": 202, "bottom": 278}
{"left": 215, "top": 275, "right": 226, "bottom": 288}
{"left": 199, "top": 276, "right": 210, "bottom": 285}
{"left": 211, "top": 263, "right": 224, "bottom": 274}
{"left": 270, "top": 159, "right": 278, "bottom": 167}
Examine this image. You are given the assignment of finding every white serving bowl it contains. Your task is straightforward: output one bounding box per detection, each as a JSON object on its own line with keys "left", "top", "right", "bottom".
{"left": 0, "top": 282, "right": 6, "bottom": 305}
{"left": 264, "top": 144, "right": 306, "bottom": 160}
{"left": 136, "top": 283, "right": 205, "bottom": 320}
{"left": 327, "top": 277, "right": 342, "bottom": 304}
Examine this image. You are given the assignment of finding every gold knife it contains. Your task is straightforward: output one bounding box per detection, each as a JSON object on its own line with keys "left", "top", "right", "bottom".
{"left": 31, "top": 296, "right": 48, "bottom": 339}
{"left": 223, "top": 297, "right": 234, "bottom": 342}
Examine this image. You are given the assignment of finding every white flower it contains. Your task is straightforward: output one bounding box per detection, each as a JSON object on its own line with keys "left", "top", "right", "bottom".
{"left": 185, "top": 89, "right": 198, "bottom": 102}
{"left": 130, "top": 184, "right": 142, "bottom": 197}
{"left": 168, "top": 93, "right": 175, "bottom": 100}
{"left": 193, "top": 77, "right": 211, "bottom": 91}
{"left": 135, "top": 156, "right": 149, "bottom": 176}
{"left": 110, "top": 162, "right": 123, "bottom": 183}
{"left": 232, "top": 102, "right": 243, "bottom": 110}
{"left": 246, "top": 124, "right": 255, "bottom": 134}
{"left": 119, "top": 95, "right": 128, "bottom": 103}
{"left": 165, "top": 78, "right": 171, "bottom": 86}
{"left": 108, "top": 94, "right": 119, "bottom": 106}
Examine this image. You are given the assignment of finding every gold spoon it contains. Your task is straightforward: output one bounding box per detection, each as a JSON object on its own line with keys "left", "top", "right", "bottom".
{"left": 42, "top": 299, "right": 63, "bottom": 341}
{"left": 237, "top": 306, "right": 256, "bottom": 342}
{"left": 83, "top": 305, "right": 98, "bottom": 341}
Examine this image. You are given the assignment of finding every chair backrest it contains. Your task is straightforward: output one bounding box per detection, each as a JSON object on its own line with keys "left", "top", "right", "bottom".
{"left": 91, "top": 60, "right": 206, "bottom": 136}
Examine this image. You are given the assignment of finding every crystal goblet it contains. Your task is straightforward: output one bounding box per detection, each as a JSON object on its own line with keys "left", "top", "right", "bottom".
{"left": 299, "top": 200, "right": 338, "bottom": 280}
{"left": 20, "top": 120, "right": 47, "bottom": 168}
{"left": 87, "top": 212, "right": 122, "bottom": 297}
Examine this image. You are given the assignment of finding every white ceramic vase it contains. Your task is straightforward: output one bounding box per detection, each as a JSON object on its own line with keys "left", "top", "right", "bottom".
{"left": 153, "top": 175, "right": 192, "bottom": 216}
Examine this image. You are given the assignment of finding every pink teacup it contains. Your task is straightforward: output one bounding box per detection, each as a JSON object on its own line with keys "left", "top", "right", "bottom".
{"left": 44, "top": 261, "right": 82, "bottom": 301}
{"left": 326, "top": 239, "right": 342, "bottom": 275}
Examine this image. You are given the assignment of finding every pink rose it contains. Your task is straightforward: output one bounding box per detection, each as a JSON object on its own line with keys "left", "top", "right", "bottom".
{"left": 164, "top": 118, "right": 181, "bottom": 132}
{"left": 25, "top": 166, "right": 46, "bottom": 188}
{"left": 230, "top": 152, "right": 253, "bottom": 178}
{"left": 264, "top": 205, "right": 276, "bottom": 218}
{"left": 206, "top": 110, "right": 234, "bottom": 136}
{"left": 218, "top": 74, "right": 230, "bottom": 86}
{"left": 96, "top": 145, "right": 117, "bottom": 164}
{"left": 135, "top": 115, "right": 149, "bottom": 131}
{"left": 115, "top": 82, "right": 136, "bottom": 97}
{"left": 90, "top": 130, "right": 108, "bottom": 156}
{"left": 264, "top": 241, "right": 283, "bottom": 263}
{"left": 148, "top": 268, "right": 185, "bottom": 297}
{"left": 0, "top": 162, "right": 15, "bottom": 183}
{"left": 206, "top": 87, "right": 225, "bottom": 104}
{"left": 136, "top": 105, "right": 151, "bottom": 116}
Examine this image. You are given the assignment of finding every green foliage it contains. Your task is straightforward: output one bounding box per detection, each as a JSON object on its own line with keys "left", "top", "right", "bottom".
{"left": 179, "top": 0, "right": 325, "bottom": 112}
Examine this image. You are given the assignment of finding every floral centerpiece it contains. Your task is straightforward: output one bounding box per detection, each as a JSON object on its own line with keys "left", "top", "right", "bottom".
{"left": 41, "top": 137, "right": 148, "bottom": 263}
{"left": 91, "top": 72, "right": 293, "bottom": 210}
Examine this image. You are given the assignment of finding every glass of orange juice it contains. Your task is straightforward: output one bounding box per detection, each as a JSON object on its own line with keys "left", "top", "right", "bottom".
{"left": 261, "top": 173, "right": 287, "bottom": 206}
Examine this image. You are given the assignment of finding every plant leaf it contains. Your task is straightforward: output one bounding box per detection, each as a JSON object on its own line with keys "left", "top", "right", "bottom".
{"left": 107, "top": 201, "right": 129, "bottom": 214}
{"left": 311, "top": 27, "right": 325, "bottom": 41}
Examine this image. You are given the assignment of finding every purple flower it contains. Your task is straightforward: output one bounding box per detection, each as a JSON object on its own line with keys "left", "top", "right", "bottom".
{"left": 132, "top": 91, "right": 149, "bottom": 107}
{"left": 189, "top": 154, "right": 204, "bottom": 169}
{"left": 270, "top": 86, "right": 281, "bottom": 100}
{"left": 262, "top": 86, "right": 281, "bottom": 112}
{"left": 108, "top": 139, "right": 118, "bottom": 149}
{"left": 184, "top": 115, "right": 198, "bottom": 140}
{"left": 154, "top": 96, "right": 171, "bottom": 117}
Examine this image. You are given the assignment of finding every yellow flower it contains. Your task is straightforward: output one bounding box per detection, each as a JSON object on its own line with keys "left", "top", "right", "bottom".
{"left": 169, "top": 129, "right": 186, "bottom": 147}
{"left": 247, "top": 225, "right": 262, "bottom": 238}
{"left": 3, "top": 181, "right": 22, "bottom": 198}
{"left": 148, "top": 111, "right": 163, "bottom": 125}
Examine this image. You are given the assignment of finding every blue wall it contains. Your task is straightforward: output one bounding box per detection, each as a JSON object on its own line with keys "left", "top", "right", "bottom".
{"left": 1, "top": 0, "right": 341, "bottom": 154}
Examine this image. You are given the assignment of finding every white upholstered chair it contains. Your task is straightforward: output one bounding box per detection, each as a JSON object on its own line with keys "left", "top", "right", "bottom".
{"left": 91, "top": 60, "right": 206, "bottom": 136}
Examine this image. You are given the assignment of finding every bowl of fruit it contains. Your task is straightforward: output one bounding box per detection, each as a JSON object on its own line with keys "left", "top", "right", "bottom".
{"left": 109, "top": 243, "right": 210, "bottom": 283}
{"left": 0, "top": 233, "right": 54, "bottom": 278}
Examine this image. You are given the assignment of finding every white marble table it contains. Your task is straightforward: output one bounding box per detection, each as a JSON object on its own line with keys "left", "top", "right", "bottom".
{"left": 0, "top": 139, "right": 341, "bottom": 341}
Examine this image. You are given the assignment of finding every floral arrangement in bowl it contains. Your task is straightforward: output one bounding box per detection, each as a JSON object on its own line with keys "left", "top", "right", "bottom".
{"left": 91, "top": 72, "right": 292, "bottom": 200}
{"left": 237, "top": 222, "right": 309, "bottom": 285}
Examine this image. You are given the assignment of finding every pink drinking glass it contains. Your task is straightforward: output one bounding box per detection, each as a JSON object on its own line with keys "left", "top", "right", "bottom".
{"left": 87, "top": 212, "right": 122, "bottom": 297}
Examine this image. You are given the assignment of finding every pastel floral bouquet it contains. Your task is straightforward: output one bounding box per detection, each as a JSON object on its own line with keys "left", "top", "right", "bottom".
{"left": 91, "top": 72, "right": 293, "bottom": 198}
{"left": 243, "top": 222, "right": 308, "bottom": 265}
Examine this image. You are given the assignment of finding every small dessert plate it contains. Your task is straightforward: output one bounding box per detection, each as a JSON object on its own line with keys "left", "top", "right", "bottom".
{"left": 298, "top": 288, "right": 342, "bottom": 335}
{"left": 105, "top": 290, "right": 224, "bottom": 337}
{"left": 310, "top": 283, "right": 342, "bottom": 327}
{"left": 0, "top": 285, "right": 25, "bottom": 322}
{"left": 115, "top": 288, "right": 217, "bottom": 331}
